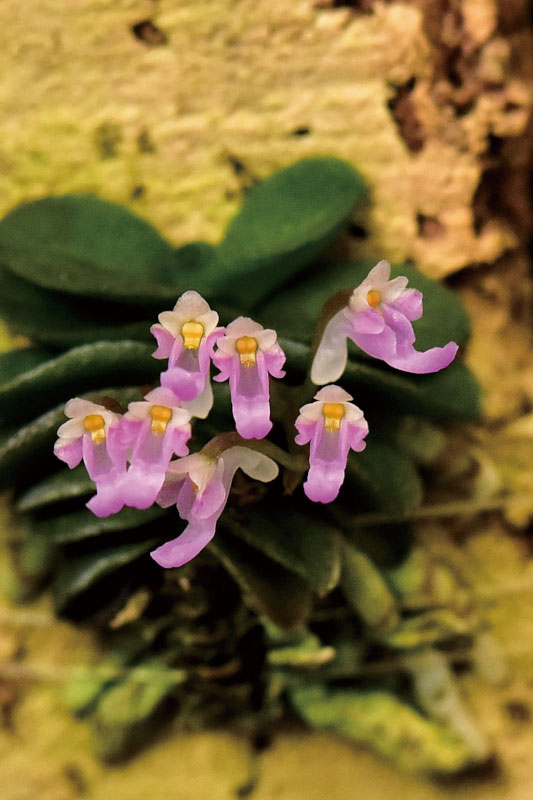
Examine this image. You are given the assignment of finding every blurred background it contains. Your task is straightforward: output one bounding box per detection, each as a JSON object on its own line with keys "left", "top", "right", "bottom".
{"left": 1, "top": 1, "right": 532, "bottom": 798}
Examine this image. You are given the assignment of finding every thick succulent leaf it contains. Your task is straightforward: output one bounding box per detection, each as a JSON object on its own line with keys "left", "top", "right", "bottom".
{"left": 226, "top": 504, "right": 340, "bottom": 597}
{"left": 0, "top": 341, "right": 159, "bottom": 424}
{"left": 289, "top": 685, "right": 480, "bottom": 775}
{"left": 0, "top": 268, "right": 152, "bottom": 347}
{"left": 344, "top": 439, "right": 423, "bottom": 514}
{"left": 52, "top": 538, "right": 161, "bottom": 617}
{"left": 380, "top": 609, "right": 474, "bottom": 649}
{"left": 34, "top": 506, "right": 167, "bottom": 544}
{"left": 339, "top": 538, "right": 399, "bottom": 632}
{"left": 211, "top": 527, "right": 312, "bottom": 629}
{"left": 0, "top": 347, "right": 53, "bottom": 384}
{"left": 0, "top": 387, "right": 143, "bottom": 492}
{"left": 17, "top": 465, "right": 97, "bottom": 512}
{"left": 260, "top": 261, "right": 470, "bottom": 349}
{"left": 281, "top": 338, "right": 481, "bottom": 421}
{"left": 0, "top": 194, "right": 185, "bottom": 302}
{"left": 214, "top": 158, "right": 366, "bottom": 305}
{"left": 63, "top": 632, "right": 153, "bottom": 717}
{"left": 92, "top": 658, "right": 185, "bottom": 762}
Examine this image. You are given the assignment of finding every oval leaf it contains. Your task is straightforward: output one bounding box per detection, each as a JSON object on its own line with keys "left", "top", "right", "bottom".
{"left": 211, "top": 527, "right": 312, "bottom": 630}
{"left": 215, "top": 158, "right": 366, "bottom": 305}
{"left": 0, "top": 268, "right": 152, "bottom": 347}
{"left": 226, "top": 503, "right": 341, "bottom": 597}
{"left": 16, "top": 465, "right": 95, "bottom": 512}
{"left": 0, "top": 341, "right": 159, "bottom": 424}
{"left": 34, "top": 506, "right": 166, "bottom": 544}
{"left": 0, "top": 194, "right": 179, "bottom": 302}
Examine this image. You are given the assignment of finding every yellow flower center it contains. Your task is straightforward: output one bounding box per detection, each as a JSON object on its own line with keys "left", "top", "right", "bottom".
{"left": 322, "top": 402, "right": 345, "bottom": 432}
{"left": 236, "top": 336, "right": 258, "bottom": 367}
{"left": 83, "top": 414, "right": 106, "bottom": 445}
{"left": 366, "top": 289, "right": 382, "bottom": 308}
{"left": 181, "top": 320, "right": 204, "bottom": 350}
{"left": 150, "top": 405, "right": 172, "bottom": 436}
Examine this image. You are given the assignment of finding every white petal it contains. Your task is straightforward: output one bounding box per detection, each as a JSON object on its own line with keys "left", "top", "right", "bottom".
{"left": 350, "top": 260, "right": 392, "bottom": 310}
{"left": 296, "top": 400, "right": 323, "bottom": 422}
{"left": 64, "top": 398, "right": 103, "bottom": 419}
{"left": 158, "top": 310, "right": 182, "bottom": 337}
{"left": 310, "top": 311, "right": 349, "bottom": 385}
{"left": 313, "top": 385, "right": 353, "bottom": 404}
{"left": 223, "top": 446, "right": 279, "bottom": 483}
{"left": 174, "top": 290, "right": 211, "bottom": 318}
{"left": 182, "top": 380, "right": 213, "bottom": 419}
{"left": 196, "top": 309, "right": 219, "bottom": 336}
{"left": 57, "top": 417, "right": 85, "bottom": 439}
{"left": 124, "top": 401, "right": 151, "bottom": 421}
{"left": 256, "top": 329, "right": 277, "bottom": 351}
{"left": 381, "top": 275, "right": 409, "bottom": 304}
{"left": 225, "top": 317, "right": 264, "bottom": 337}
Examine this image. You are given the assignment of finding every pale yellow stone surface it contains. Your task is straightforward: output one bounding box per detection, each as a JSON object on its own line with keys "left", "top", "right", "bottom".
{"left": 1, "top": 0, "right": 529, "bottom": 278}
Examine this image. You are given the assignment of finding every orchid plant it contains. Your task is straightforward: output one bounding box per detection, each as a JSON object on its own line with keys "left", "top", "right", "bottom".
{"left": 0, "top": 158, "right": 484, "bottom": 773}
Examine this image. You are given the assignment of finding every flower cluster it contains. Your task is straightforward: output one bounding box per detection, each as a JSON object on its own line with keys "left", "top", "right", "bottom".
{"left": 55, "top": 264, "right": 458, "bottom": 569}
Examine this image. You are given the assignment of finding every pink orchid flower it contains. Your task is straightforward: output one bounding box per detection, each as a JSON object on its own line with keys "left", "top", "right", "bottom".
{"left": 212, "top": 317, "right": 286, "bottom": 439}
{"left": 121, "top": 387, "right": 192, "bottom": 510}
{"left": 54, "top": 398, "right": 128, "bottom": 517}
{"left": 311, "top": 260, "right": 458, "bottom": 384}
{"left": 151, "top": 445, "right": 279, "bottom": 568}
{"left": 295, "top": 385, "right": 369, "bottom": 504}
{"left": 151, "top": 291, "right": 223, "bottom": 418}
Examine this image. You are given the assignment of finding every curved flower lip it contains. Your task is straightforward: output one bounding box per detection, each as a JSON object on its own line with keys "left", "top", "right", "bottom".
{"left": 212, "top": 317, "right": 286, "bottom": 440}
{"left": 121, "top": 386, "right": 192, "bottom": 510}
{"left": 311, "top": 260, "right": 458, "bottom": 384}
{"left": 151, "top": 445, "right": 278, "bottom": 569}
{"left": 295, "top": 385, "right": 369, "bottom": 504}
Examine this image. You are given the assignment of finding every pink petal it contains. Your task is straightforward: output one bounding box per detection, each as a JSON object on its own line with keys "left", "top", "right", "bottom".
{"left": 350, "top": 308, "right": 386, "bottom": 335}
{"left": 390, "top": 289, "right": 423, "bottom": 321}
{"left": 122, "top": 463, "right": 167, "bottom": 509}
{"left": 151, "top": 325, "right": 175, "bottom": 359}
{"left": 385, "top": 341, "right": 459, "bottom": 374}
{"left": 86, "top": 476, "right": 126, "bottom": 517}
{"left": 150, "top": 520, "right": 217, "bottom": 568}
{"left": 54, "top": 439, "right": 83, "bottom": 469}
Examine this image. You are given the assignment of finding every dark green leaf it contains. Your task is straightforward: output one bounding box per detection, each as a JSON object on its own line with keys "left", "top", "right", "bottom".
{"left": 344, "top": 438, "right": 423, "bottom": 514}
{"left": 92, "top": 658, "right": 184, "bottom": 762}
{"left": 0, "top": 341, "right": 159, "bottom": 424}
{"left": 289, "top": 685, "right": 476, "bottom": 775}
{"left": 0, "top": 347, "right": 53, "bottom": 384}
{"left": 211, "top": 527, "right": 312, "bottom": 629}
{"left": 214, "top": 158, "right": 366, "bottom": 305}
{"left": 17, "top": 465, "right": 97, "bottom": 512}
{"left": 339, "top": 538, "right": 399, "bottom": 631}
{"left": 0, "top": 268, "right": 152, "bottom": 347}
{"left": 34, "top": 505, "right": 166, "bottom": 544}
{"left": 52, "top": 538, "right": 161, "bottom": 616}
{"left": 226, "top": 503, "right": 341, "bottom": 596}
{"left": 0, "top": 194, "right": 180, "bottom": 302}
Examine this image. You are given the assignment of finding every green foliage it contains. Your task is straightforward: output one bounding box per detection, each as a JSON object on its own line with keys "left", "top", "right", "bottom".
{"left": 0, "top": 157, "right": 484, "bottom": 772}
{"left": 289, "top": 685, "right": 479, "bottom": 775}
